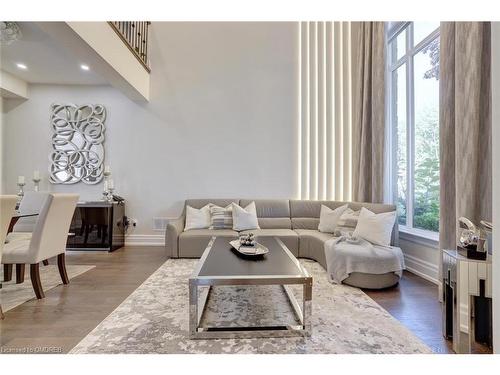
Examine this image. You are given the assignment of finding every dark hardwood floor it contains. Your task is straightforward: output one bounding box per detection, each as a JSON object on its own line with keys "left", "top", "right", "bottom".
{"left": 0, "top": 247, "right": 481, "bottom": 354}
{"left": 0, "top": 247, "right": 167, "bottom": 353}
{"left": 364, "top": 271, "right": 453, "bottom": 354}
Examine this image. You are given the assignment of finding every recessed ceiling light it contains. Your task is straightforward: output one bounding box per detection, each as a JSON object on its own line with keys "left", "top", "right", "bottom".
{"left": 80, "top": 64, "right": 90, "bottom": 71}
{"left": 16, "top": 63, "right": 27, "bottom": 70}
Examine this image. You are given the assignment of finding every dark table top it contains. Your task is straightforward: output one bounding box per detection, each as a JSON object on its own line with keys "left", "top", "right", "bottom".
{"left": 197, "top": 237, "right": 307, "bottom": 278}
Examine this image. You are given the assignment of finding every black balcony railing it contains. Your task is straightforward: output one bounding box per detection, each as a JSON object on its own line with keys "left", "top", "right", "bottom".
{"left": 109, "top": 21, "right": 151, "bottom": 72}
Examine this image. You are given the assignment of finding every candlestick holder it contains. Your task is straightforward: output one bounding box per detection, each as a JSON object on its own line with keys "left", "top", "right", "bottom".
{"left": 33, "top": 177, "right": 41, "bottom": 192}
{"left": 107, "top": 187, "right": 115, "bottom": 203}
{"left": 17, "top": 182, "right": 26, "bottom": 202}
{"left": 102, "top": 183, "right": 110, "bottom": 201}
{"left": 103, "top": 170, "right": 111, "bottom": 180}
{"left": 101, "top": 168, "right": 112, "bottom": 201}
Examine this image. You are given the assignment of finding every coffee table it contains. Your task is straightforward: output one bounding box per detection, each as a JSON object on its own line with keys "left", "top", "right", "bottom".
{"left": 189, "top": 236, "right": 312, "bottom": 339}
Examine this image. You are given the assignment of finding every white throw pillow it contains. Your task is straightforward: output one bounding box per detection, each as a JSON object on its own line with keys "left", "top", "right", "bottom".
{"left": 232, "top": 202, "right": 260, "bottom": 231}
{"left": 184, "top": 204, "right": 211, "bottom": 231}
{"left": 353, "top": 207, "right": 397, "bottom": 246}
{"left": 318, "top": 204, "right": 348, "bottom": 233}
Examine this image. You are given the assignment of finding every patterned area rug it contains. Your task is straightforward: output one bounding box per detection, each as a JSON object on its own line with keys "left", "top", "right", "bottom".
{"left": 70, "top": 259, "right": 431, "bottom": 354}
{"left": 1, "top": 264, "right": 95, "bottom": 312}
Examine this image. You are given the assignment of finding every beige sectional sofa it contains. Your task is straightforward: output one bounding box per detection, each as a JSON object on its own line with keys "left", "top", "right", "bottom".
{"left": 166, "top": 199, "right": 400, "bottom": 289}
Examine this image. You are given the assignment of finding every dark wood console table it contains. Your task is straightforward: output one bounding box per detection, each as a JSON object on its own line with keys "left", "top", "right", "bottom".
{"left": 66, "top": 201, "right": 125, "bottom": 252}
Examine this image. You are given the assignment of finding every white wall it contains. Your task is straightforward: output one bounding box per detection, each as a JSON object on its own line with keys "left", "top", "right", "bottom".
{"left": 1, "top": 23, "right": 299, "bottom": 238}
{"left": 491, "top": 21, "right": 500, "bottom": 354}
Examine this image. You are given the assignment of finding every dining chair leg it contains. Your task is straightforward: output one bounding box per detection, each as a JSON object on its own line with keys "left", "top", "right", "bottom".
{"left": 0, "top": 305, "right": 4, "bottom": 320}
{"left": 30, "top": 263, "right": 45, "bottom": 299}
{"left": 16, "top": 264, "right": 25, "bottom": 284}
{"left": 57, "top": 253, "right": 69, "bottom": 285}
{"left": 42, "top": 259, "right": 49, "bottom": 266}
{"left": 3, "top": 264, "right": 12, "bottom": 282}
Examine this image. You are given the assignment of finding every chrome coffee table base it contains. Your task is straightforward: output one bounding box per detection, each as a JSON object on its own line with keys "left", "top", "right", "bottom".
{"left": 188, "top": 237, "right": 313, "bottom": 339}
{"left": 189, "top": 281, "right": 312, "bottom": 339}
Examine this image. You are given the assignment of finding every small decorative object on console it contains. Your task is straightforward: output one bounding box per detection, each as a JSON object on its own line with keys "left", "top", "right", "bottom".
{"left": 457, "top": 217, "right": 487, "bottom": 260}
{"left": 480, "top": 220, "right": 493, "bottom": 255}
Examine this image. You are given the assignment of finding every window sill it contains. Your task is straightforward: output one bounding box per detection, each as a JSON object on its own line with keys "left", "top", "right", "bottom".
{"left": 399, "top": 226, "right": 439, "bottom": 249}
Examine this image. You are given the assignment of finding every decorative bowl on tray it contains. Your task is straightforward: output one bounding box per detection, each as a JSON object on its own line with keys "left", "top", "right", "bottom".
{"left": 230, "top": 233, "right": 269, "bottom": 257}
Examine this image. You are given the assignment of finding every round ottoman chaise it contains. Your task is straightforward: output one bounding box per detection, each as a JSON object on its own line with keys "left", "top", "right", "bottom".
{"left": 342, "top": 271, "right": 401, "bottom": 289}
{"left": 302, "top": 236, "right": 403, "bottom": 290}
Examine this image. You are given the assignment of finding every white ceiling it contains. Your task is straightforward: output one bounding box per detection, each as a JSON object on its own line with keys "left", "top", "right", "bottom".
{"left": 1, "top": 22, "right": 108, "bottom": 85}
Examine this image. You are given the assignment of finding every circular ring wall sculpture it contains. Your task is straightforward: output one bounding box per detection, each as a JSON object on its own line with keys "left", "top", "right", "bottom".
{"left": 49, "top": 104, "right": 106, "bottom": 184}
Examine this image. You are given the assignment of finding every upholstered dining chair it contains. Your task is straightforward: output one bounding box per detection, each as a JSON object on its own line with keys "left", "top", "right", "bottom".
{"left": 6, "top": 191, "right": 49, "bottom": 243}
{"left": 1, "top": 195, "right": 18, "bottom": 319}
{"left": 2, "top": 194, "right": 79, "bottom": 299}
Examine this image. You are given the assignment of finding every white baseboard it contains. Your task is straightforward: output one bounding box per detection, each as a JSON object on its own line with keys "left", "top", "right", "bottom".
{"left": 125, "top": 234, "right": 165, "bottom": 246}
{"left": 404, "top": 253, "right": 439, "bottom": 285}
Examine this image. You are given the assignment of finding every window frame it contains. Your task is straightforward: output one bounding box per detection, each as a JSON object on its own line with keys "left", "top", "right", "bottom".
{"left": 386, "top": 22, "right": 440, "bottom": 240}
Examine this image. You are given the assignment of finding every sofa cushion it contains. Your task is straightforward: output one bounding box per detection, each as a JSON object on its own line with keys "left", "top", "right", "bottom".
{"left": 294, "top": 229, "right": 335, "bottom": 268}
{"left": 240, "top": 228, "right": 298, "bottom": 256}
{"left": 239, "top": 199, "right": 291, "bottom": 229}
{"left": 291, "top": 217, "right": 320, "bottom": 230}
{"left": 179, "top": 229, "right": 238, "bottom": 258}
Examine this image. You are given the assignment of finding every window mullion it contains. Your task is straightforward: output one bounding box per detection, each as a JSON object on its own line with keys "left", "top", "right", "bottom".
{"left": 406, "top": 23, "right": 415, "bottom": 230}
{"left": 389, "top": 47, "right": 397, "bottom": 206}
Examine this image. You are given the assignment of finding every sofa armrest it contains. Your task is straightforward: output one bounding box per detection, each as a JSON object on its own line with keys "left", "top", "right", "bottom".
{"left": 165, "top": 217, "right": 184, "bottom": 258}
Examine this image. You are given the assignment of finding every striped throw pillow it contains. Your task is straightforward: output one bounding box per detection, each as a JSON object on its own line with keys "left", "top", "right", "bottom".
{"left": 209, "top": 204, "right": 233, "bottom": 229}
{"left": 334, "top": 208, "right": 360, "bottom": 236}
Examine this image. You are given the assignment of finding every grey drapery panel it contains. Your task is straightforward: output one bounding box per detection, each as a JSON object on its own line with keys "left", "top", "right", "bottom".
{"left": 352, "top": 22, "right": 386, "bottom": 203}
{"left": 439, "top": 22, "right": 492, "bottom": 253}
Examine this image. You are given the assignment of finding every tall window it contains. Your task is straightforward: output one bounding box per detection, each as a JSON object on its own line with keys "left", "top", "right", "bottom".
{"left": 387, "top": 22, "right": 440, "bottom": 236}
